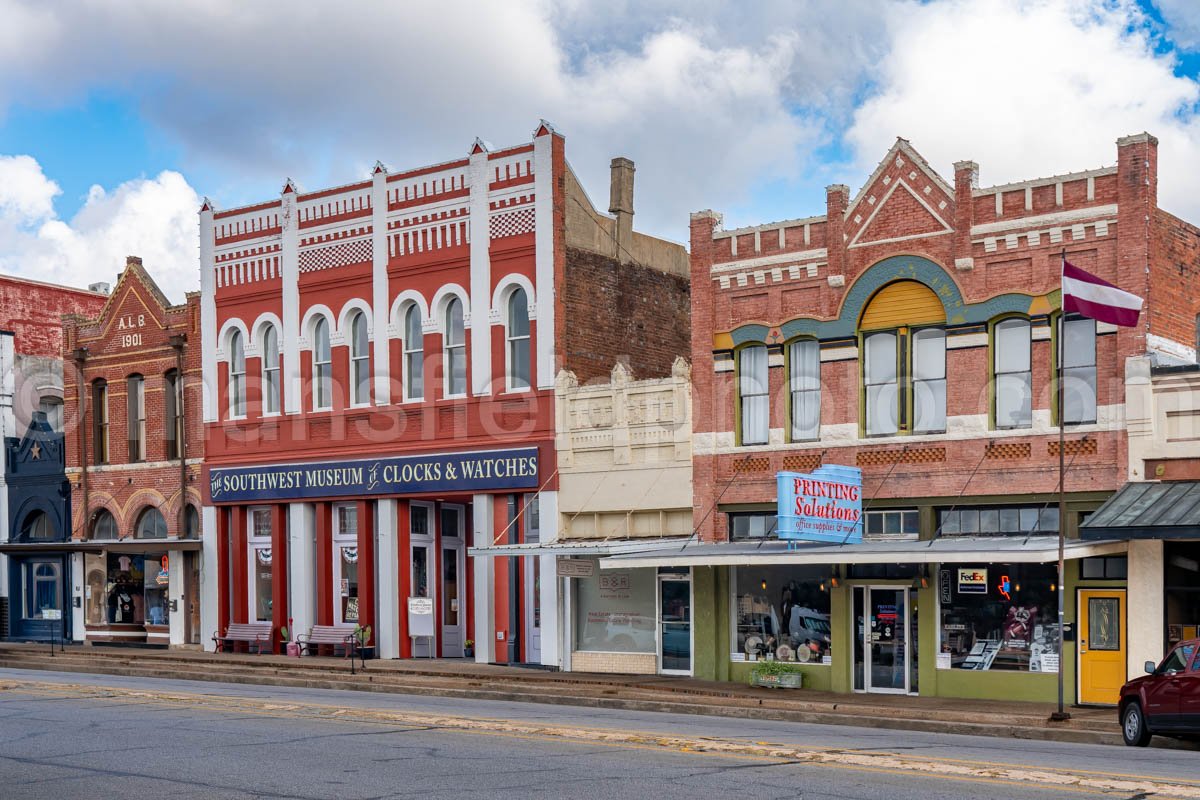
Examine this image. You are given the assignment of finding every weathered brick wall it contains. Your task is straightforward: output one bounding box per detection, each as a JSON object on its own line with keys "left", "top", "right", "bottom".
{"left": 0, "top": 276, "right": 106, "bottom": 359}
{"left": 1150, "top": 209, "right": 1200, "bottom": 351}
{"left": 561, "top": 246, "right": 690, "bottom": 383}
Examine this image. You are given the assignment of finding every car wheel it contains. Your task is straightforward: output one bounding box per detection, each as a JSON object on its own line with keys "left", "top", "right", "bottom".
{"left": 1122, "top": 702, "right": 1152, "bottom": 747}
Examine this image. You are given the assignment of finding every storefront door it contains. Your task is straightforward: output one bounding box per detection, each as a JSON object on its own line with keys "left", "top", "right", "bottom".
{"left": 1078, "top": 589, "right": 1126, "bottom": 705}
{"left": 440, "top": 505, "right": 465, "bottom": 657}
{"left": 412, "top": 542, "right": 433, "bottom": 657}
{"left": 856, "top": 586, "right": 911, "bottom": 693}
{"left": 525, "top": 555, "right": 541, "bottom": 663}
{"left": 14, "top": 557, "right": 66, "bottom": 640}
{"left": 657, "top": 572, "right": 691, "bottom": 675}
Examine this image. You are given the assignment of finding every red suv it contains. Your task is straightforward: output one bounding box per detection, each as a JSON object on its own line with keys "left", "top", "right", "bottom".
{"left": 1119, "top": 639, "right": 1198, "bottom": 746}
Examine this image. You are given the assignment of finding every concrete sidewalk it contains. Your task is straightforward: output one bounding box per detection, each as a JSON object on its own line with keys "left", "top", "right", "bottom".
{"left": 0, "top": 642, "right": 1123, "bottom": 745}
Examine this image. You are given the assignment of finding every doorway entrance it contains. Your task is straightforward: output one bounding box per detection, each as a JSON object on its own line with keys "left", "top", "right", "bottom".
{"left": 657, "top": 570, "right": 692, "bottom": 675}
{"left": 854, "top": 585, "right": 914, "bottom": 693}
{"left": 440, "top": 505, "right": 465, "bottom": 657}
{"left": 1078, "top": 589, "right": 1126, "bottom": 705}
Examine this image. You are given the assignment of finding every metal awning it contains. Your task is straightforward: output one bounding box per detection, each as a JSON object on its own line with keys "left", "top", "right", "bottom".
{"left": 469, "top": 536, "right": 696, "bottom": 558}
{"left": 600, "top": 536, "right": 1127, "bottom": 569}
{"left": 1080, "top": 481, "right": 1200, "bottom": 540}
{"left": 0, "top": 538, "right": 202, "bottom": 554}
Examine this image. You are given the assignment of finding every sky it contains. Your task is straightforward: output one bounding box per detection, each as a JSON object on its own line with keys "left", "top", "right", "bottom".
{"left": 1, "top": 0, "right": 1199, "bottom": 303}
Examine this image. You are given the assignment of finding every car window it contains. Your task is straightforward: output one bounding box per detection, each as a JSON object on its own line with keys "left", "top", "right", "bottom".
{"left": 1159, "top": 644, "right": 1195, "bottom": 674}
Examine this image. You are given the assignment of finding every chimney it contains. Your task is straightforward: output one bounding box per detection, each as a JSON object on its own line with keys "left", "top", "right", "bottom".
{"left": 609, "top": 157, "right": 635, "bottom": 264}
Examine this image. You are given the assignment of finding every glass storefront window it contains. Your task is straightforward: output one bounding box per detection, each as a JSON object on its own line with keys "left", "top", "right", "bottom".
{"left": 254, "top": 547, "right": 273, "bottom": 622}
{"left": 938, "top": 563, "right": 1059, "bottom": 672}
{"left": 1165, "top": 542, "right": 1200, "bottom": 647}
{"left": 335, "top": 504, "right": 359, "bottom": 624}
{"left": 143, "top": 554, "right": 170, "bottom": 626}
{"left": 107, "top": 553, "right": 145, "bottom": 624}
{"left": 24, "top": 561, "right": 61, "bottom": 619}
{"left": 574, "top": 562, "right": 655, "bottom": 653}
{"left": 732, "top": 565, "right": 832, "bottom": 662}
{"left": 85, "top": 553, "right": 106, "bottom": 626}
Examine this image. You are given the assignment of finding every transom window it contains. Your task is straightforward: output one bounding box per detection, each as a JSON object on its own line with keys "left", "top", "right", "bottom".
{"left": 993, "top": 318, "right": 1032, "bottom": 429}
{"left": 22, "top": 511, "right": 54, "bottom": 541}
{"left": 349, "top": 311, "right": 370, "bottom": 405}
{"left": 312, "top": 317, "right": 332, "bottom": 410}
{"left": 443, "top": 297, "right": 467, "bottom": 397}
{"left": 728, "top": 512, "right": 777, "bottom": 540}
{"left": 261, "top": 324, "right": 280, "bottom": 414}
{"left": 938, "top": 505, "right": 1059, "bottom": 536}
{"left": 403, "top": 305, "right": 424, "bottom": 401}
{"left": 864, "top": 509, "right": 919, "bottom": 540}
{"left": 91, "top": 510, "right": 118, "bottom": 540}
{"left": 788, "top": 339, "right": 820, "bottom": 441}
{"left": 136, "top": 507, "right": 168, "bottom": 539}
{"left": 737, "top": 345, "right": 769, "bottom": 446}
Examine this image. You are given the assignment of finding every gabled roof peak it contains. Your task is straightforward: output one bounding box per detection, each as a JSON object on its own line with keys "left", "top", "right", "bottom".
{"left": 846, "top": 138, "right": 954, "bottom": 219}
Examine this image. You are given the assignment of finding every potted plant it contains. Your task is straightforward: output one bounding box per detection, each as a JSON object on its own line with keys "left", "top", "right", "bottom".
{"left": 750, "top": 659, "right": 804, "bottom": 689}
{"left": 464, "top": 639, "right": 475, "bottom": 658}
{"left": 281, "top": 625, "right": 300, "bottom": 657}
{"left": 352, "top": 624, "right": 373, "bottom": 659}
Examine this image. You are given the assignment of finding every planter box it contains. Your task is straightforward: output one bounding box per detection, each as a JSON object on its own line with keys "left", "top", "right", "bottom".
{"left": 751, "top": 670, "right": 803, "bottom": 689}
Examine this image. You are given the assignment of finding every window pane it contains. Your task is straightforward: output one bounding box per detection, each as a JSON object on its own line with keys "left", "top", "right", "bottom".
{"left": 741, "top": 395, "right": 769, "bottom": 445}
{"left": 959, "top": 509, "right": 979, "bottom": 534}
{"left": 883, "top": 512, "right": 901, "bottom": 534}
{"left": 508, "top": 289, "right": 530, "bottom": 337}
{"left": 1040, "top": 507, "right": 1060, "bottom": 533}
{"left": 912, "top": 329, "right": 945, "bottom": 380}
{"left": 999, "top": 507, "right": 1020, "bottom": 532}
{"left": 1019, "top": 507, "right": 1040, "bottom": 532}
{"left": 739, "top": 347, "right": 768, "bottom": 445}
{"left": 739, "top": 346, "right": 767, "bottom": 394}
{"left": 996, "top": 373, "right": 1033, "bottom": 428}
{"left": 1062, "top": 317, "right": 1096, "bottom": 369}
{"left": 791, "top": 389, "right": 820, "bottom": 440}
{"left": 980, "top": 509, "right": 1000, "bottom": 534}
{"left": 995, "top": 319, "right": 1031, "bottom": 372}
{"left": 940, "top": 510, "right": 959, "bottom": 534}
{"left": 913, "top": 377, "right": 946, "bottom": 432}
{"left": 1063, "top": 366, "right": 1097, "bottom": 423}
{"left": 446, "top": 299, "right": 464, "bottom": 346}
{"left": 351, "top": 313, "right": 368, "bottom": 356}
{"left": 866, "top": 513, "right": 883, "bottom": 535}
{"left": 865, "top": 332, "right": 897, "bottom": 383}
{"left": 866, "top": 383, "right": 899, "bottom": 435}
{"left": 314, "top": 319, "right": 330, "bottom": 360}
{"left": 789, "top": 340, "right": 819, "bottom": 391}
{"left": 510, "top": 338, "right": 531, "bottom": 389}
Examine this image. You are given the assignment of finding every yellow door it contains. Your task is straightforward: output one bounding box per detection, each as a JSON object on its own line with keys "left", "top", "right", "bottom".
{"left": 1078, "top": 589, "right": 1126, "bottom": 705}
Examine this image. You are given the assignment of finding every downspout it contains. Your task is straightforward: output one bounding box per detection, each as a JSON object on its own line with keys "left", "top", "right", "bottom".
{"left": 71, "top": 348, "right": 89, "bottom": 539}
{"left": 170, "top": 334, "right": 188, "bottom": 536}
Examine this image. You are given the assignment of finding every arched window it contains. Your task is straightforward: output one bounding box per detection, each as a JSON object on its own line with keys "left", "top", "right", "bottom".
{"left": 136, "top": 507, "right": 168, "bottom": 539}
{"left": 261, "top": 324, "right": 280, "bottom": 414}
{"left": 993, "top": 318, "right": 1032, "bottom": 429}
{"left": 185, "top": 505, "right": 200, "bottom": 539}
{"left": 737, "top": 345, "right": 768, "bottom": 446}
{"left": 403, "top": 305, "right": 424, "bottom": 401}
{"left": 228, "top": 330, "right": 245, "bottom": 418}
{"left": 349, "top": 311, "right": 370, "bottom": 405}
{"left": 91, "top": 379, "right": 109, "bottom": 464}
{"left": 127, "top": 373, "right": 145, "bottom": 461}
{"left": 506, "top": 288, "right": 531, "bottom": 390}
{"left": 788, "top": 339, "right": 820, "bottom": 441}
{"left": 91, "top": 510, "right": 118, "bottom": 540}
{"left": 38, "top": 396, "right": 63, "bottom": 433}
{"left": 21, "top": 511, "right": 54, "bottom": 541}
{"left": 443, "top": 297, "right": 466, "bottom": 397}
{"left": 312, "top": 317, "right": 332, "bottom": 410}
{"left": 164, "top": 370, "right": 184, "bottom": 459}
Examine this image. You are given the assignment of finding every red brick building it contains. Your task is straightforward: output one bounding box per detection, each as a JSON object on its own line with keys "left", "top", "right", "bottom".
{"left": 200, "top": 123, "right": 688, "bottom": 661}
{"left": 63, "top": 258, "right": 204, "bottom": 647}
{"left": 612, "top": 133, "right": 1200, "bottom": 703}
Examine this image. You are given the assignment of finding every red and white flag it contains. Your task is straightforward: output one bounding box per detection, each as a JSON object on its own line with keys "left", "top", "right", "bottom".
{"left": 1062, "top": 261, "right": 1143, "bottom": 328}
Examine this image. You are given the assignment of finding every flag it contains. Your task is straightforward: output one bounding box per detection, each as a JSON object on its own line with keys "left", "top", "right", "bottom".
{"left": 1062, "top": 261, "right": 1143, "bottom": 328}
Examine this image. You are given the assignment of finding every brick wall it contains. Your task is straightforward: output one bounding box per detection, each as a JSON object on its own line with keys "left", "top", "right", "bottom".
{"left": 561, "top": 247, "right": 690, "bottom": 383}
{"left": 1150, "top": 209, "right": 1200, "bottom": 351}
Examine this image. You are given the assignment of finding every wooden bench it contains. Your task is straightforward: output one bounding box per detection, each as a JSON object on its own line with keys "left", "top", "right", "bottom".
{"left": 296, "top": 625, "right": 359, "bottom": 659}
{"left": 212, "top": 622, "right": 273, "bottom": 654}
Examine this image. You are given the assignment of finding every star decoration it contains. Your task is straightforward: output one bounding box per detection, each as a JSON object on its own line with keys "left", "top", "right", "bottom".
{"left": 30, "top": 443, "right": 41, "bottom": 460}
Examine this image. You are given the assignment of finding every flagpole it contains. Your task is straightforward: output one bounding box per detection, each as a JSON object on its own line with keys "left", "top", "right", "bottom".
{"left": 1053, "top": 248, "right": 1070, "bottom": 721}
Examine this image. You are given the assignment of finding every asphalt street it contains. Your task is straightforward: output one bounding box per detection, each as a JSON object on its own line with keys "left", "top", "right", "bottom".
{"left": 0, "top": 668, "right": 1197, "bottom": 799}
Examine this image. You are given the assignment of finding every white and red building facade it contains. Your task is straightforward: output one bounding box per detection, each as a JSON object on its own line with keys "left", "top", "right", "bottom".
{"left": 200, "top": 123, "right": 689, "bottom": 663}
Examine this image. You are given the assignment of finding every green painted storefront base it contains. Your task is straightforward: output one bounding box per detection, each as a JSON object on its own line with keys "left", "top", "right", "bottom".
{"left": 685, "top": 563, "right": 1120, "bottom": 705}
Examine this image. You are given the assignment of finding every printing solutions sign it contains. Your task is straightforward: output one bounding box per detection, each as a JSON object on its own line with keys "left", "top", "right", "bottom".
{"left": 208, "top": 447, "right": 539, "bottom": 503}
{"left": 776, "top": 465, "right": 863, "bottom": 544}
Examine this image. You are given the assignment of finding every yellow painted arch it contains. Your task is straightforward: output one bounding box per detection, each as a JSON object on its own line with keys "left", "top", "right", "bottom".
{"left": 860, "top": 280, "right": 946, "bottom": 330}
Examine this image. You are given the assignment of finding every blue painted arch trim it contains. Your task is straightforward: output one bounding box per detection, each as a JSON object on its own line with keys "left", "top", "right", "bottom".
{"left": 730, "top": 255, "right": 1058, "bottom": 346}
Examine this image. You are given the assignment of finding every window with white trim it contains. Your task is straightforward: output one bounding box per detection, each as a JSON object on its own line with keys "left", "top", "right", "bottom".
{"left": 788, "top": 339, "right": 820, "bottom": 441}
{"left": 312, "top": 317, "right": 332, "bottom": 410}
{"left": 444, "top": 297, "right": 466, "bottom": 396}
{"left": 506, "top": 288, "right": 531, "bottom": 390}
{"left": 228, "top": 330, "right": 245, "bottom": 418}
{"left": 349, "top": 311, "right": 370, "bottom": 405}
{"left": 261, "top": 324, "right": 280, "bottom": 414}
{"left": 403, "top": 305, "right": 424, "bottom": 401}
{"left": 738, "top": 345, "right": 768, "bottom": 446}
{"left": 993, "top": 318, "right": 1031, "bottom": 429}
{"left": 1060, "top": 315, "right": 1097, "bottom": 425}
{"left": 863, "top": 327, "right": 946, "bottom": 436}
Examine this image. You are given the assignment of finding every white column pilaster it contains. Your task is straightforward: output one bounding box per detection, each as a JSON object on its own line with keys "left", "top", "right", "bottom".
{"left": 375, "top": 498, "right": 400, "bottom": 659}
{"left": 1127, "top": 539, "right": 1164, "bottom": 679}
{"left": 288, "top": 503, "right": 315, "bottom": 642}
{"left": 168, "top": 549, "right": 185, "bottom": 645}
{"left": 533, "top": 129, "right": 555, "bottom": 390}
{"left": 472, "top": 492, "right": 495, "bottom": 663}
{"left": 199, "top": 202, "right": 218, "bottom": 423}
{"left": 468, "top": 143, "right": 492, "bottom": 395}
{"left": 537, "top": 490, "right": 559, "bottom": 667}
{"left": 71, "top": 552, "right": 85, "bottom": 642}
{"left": 281, "top": 184, "right": 302, "bottom": 415}
{"left": 370, "top": 166, "right": 391, "bottom": 405}
{"left": 200, "top": 505, "right": 219, "bottom": 651}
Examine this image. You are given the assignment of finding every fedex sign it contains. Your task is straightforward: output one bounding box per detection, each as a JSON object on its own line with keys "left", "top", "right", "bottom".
{"left": 776, "top": 465, "right": 863, "bottom": 544}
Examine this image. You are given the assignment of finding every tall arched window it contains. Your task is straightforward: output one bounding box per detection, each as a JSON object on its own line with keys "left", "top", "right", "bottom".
{"left": 136, "top": 507, "right": 168, "bottom": 539}
{"left": 349, "top": 311, "right": 370, "bottom": 405}
{"left": 506, "top": 288, "right": 531, "bottom": 390}
{"left": 39, "top": 396, "right": 63, "bottom": 433}
{"left": 228, "top": 330, "right": 245, "bottom": 418}
{"left": 788, "top": 339, "right": 820, "bottom": 441}
{"left": 261, "top": 324, "right": 280, "bottom": 414}
{"left": 403, "top": 305, "right": 424, "bottom": 401}
{"left": 91, "top": 510, "right": 118, "bottom": 540}
{"left": 91, "top": 379, "right": 109, "bottom": 464}
{"left": 313, "top": 317, "right": 332, "bottom": 410}
{"left": 993, "top": 318, "right": 1032, "bottom": 429}
{"left": 737, "top": 345, "right": 768, "bottom": 446}
{"left": 127, "top": 373, "right": 145, "bottom": 461}
{"left": 444, "top": 297, "right": 466, "bottom": 397}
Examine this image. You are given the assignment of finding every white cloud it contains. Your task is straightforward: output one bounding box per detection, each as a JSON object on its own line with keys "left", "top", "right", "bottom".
{"left": 845, "top": 0, "right": 1200, "bottom": 220}
{"left": 1155, "top": 0, "right": 1200, "bottom": 50}
{"left": 0, "top": 157, "right": 199, "bottom": 302}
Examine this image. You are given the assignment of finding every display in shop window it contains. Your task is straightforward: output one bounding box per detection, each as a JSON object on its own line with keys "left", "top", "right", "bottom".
{"left": 574, "top": 563, "right": 655, "bottom": 654}
{"left": 938, "top": 564, "right": 1059, "bottom": 672}
{"left": 733, "top": 565, "right": 832, "bottom": 663}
